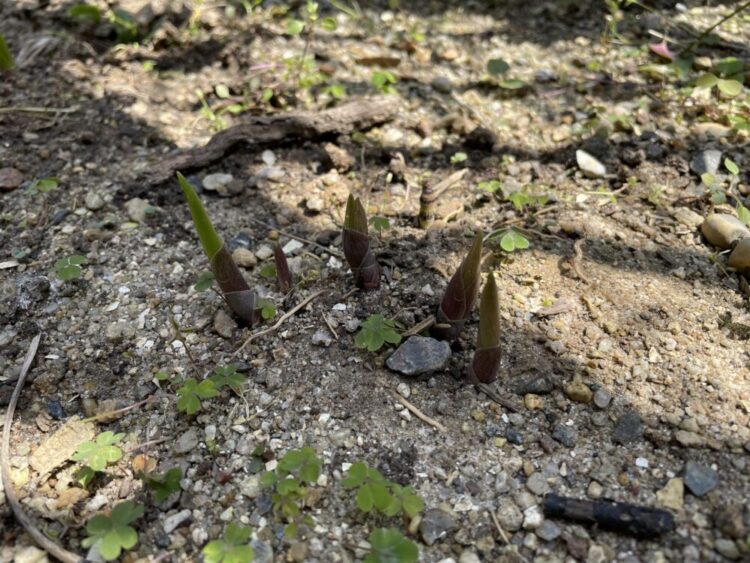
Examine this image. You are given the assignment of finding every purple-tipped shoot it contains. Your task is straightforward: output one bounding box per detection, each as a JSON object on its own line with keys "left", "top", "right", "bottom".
{"left": 343, "top": 194, "right": 380, "bottom": 290}
{"left": 430, "top": 232, "right": 483, "bottom": 341}
{"left": 274, "top": 243, "right": 293, "bottom": 293}
{"left": 468, "top": 273, "right": 501, "bottom": 384}
{"left": 178, "top": 172, "right": 259, "bottom": 325}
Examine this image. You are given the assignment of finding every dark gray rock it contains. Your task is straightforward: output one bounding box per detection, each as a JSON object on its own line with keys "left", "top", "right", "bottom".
{"left": 419, "top": 508, "right": 456, "bottom": 545}
{"left": 612, "top": 410, "right": 642, "bottom": 444}
{"left": 536, "top": 520, "right": 561, "bottom": 541}
{"left": 690, "top": 149, "right": 722, "bottom": 176}
{"left": 513, "top": 373, "right": 554, "bottom": 395}
{"left": 386, "top": 336, "right": 450, "bottom": 376}
{"left": 552, "top": 424, "right": 577, "bottom": 447}
{"left": 227, "top": 231, "right": 253, "bottom": 252}
{"left": 684, "top": 461, "right": 718, "bottom": 497}
{"left": 506, "top": 428, "right": 523, "bottom": 445}
{"left": 16, "top": 275, "right": 50, "bottom": 311}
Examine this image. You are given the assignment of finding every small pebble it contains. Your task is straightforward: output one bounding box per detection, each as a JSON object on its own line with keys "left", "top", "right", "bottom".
{"left": 683, "top": 461, "right": 718, "bottom": 497}
{"left": 232, "top": 248, "right": 257, "bottom": 268}
{"left": 536, "top": 520, "right": 561, "bottom": 541}
{"left": 552, "top": 423, "right": 577, "bottom": 448}
{"left": 612, "top": 410, "right": 642, "bottom": 444}
{"left": 85, "top": 191, "right": 105, "bottom": 211}
{"left": 593, "top": 388, "right": 611, "bottom": 409}
{"left": 576, "top": 149, "right": 607, "bottom": 178}
{"left": 386, "top": 336, "right": 451, "bottom": 376}
{"left": 311, "top": 329, "right": 334, "bottom": 347}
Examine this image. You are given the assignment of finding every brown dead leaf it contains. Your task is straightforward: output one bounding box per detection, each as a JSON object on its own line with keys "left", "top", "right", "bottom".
{"left": 29, "top": 416, "right": 96, "bottom": 477}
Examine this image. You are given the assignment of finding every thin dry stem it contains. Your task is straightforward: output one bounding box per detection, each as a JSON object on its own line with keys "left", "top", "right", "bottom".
{"left": 391, "top": 392, "right": 447, "bottom": 432}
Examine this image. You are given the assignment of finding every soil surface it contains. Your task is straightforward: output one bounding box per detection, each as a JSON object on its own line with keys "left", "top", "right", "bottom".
{"left": 2, "top": 1, "right": 750, "bottom": 562}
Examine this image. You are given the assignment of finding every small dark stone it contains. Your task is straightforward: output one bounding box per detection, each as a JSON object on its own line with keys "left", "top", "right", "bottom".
{"left": 485, "top": 423, "right": 501, "bottom": 438}
{"left": 419, "top": 508, "right": 457, "bottom": 546}
{"left": 552, "top": 423, "right": 577, "bottom": 448}
{"left": 16, "top": 275, "right": 51, "bottom": 311}
{"left": 50, "top": 208, "right": 70, "bottom": 226}
{"left": 684, "top": 461, "right": 718, "bottom": 497}
{"left": 539, "top": 434, "right": 557, "bottom": 453}
{"left": 256, "top": 493, "right": 273, "bottom": 514}
{"left": 715, "top": 504, "right": 747, "bottom": 539}
{"left": 154, "top": 532, "right": 171, "bottom": 548}
{"left": 386, "top": 336, "right": 451, "bottom": 376}
{"left": 315, "top": 229, "right": 339, "bottom": 246}
{"left": 513, "top": 373, "right": 554, "bottom": 395}
{"left": 506, "top": 427, "right": 524, "bottom": 445}
{"left": 621, "top": 147, "right": 644, "bottom": 167}
{"left": 186, "top": 174, "right": 204, "bottom": 193}
{"left": 46, "top": 400, "right": 65, "bottom": 420}
{"left": 465, "top": 126, "right": 497, "bottom": 150}
{"left": 612, "top": 410, "right": 643, "bottom": 444}
{"left": 690, "top": 149, "right": 722, "bottom": 176}
{"left": 227, "top": 232, "right": 253, "bottom": 252}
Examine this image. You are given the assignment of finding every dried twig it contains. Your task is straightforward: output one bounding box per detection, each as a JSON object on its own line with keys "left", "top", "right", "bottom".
{"left": 82, "top": 395, "right": 156, "bottom": 423}
{"left": 0, "top": 105, "right": 79, "bottom": 115}
{"left": 323, "top": 315, "right": 339, "bottom": 340}
{"left": 391, "top": 392, "right": 447, "bottom": 432}
{"left": 402, "top": 315, "right": 435, "bottom": 337}
{"left": 233, "top": 289, "right": 326, "bottom": 357}
{"left": 570, "top": 239, "right": 589, "bottom": 282}
{"left": 1, "top": 335, "right": 83, "bottom": 563}
{"left": 475, "top": 383, "right": 520, "bottom": 413}
{"left": 489, "top": 509, "right": 511, "bottom": 544}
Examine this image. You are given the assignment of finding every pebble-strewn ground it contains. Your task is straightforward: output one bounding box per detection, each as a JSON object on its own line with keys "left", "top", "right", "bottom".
{"left": 1, "top": 1, "right": 750, "bottom": 561}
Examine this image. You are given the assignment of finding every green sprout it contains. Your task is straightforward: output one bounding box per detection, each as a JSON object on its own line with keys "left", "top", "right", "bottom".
{"left": 0, "top": 33, "right": 15, "bottom": 71}
{"left": 27, "top": 177, "right": 58, "bottom": 195}
{"left": 202, "top": 522, "right": 255, "bottom": 563}
{"left": 142, "top": 468, "right": 183, "bottom": 502}
{"left": 194, "top": 271, "right": 215, "bottom": 292}
{"left": 343, "top": 462, "right": 424, "bottom": 519}
{"left": 209, "top": 364, "right": 246, "bottom": 394}
{"left": 695, "top": 57, "right": 744, "bottom": 98}
{"left": 498, "top": 230, "right": 530, "bottom": 252}
{"left": 176, "top": 378, "right": 219, "bottom": 415}
{"left": 67, "top": 3, "right": 102, "bottom": 24}
{"left": 82, "top": 501, "right": 144, "bottom": 561}
{"left": 366, "top": 528, "right": 418, "bottom": 563}
{"left": 450, "top": 152, "right": 468, "bottom": 164}
{"left": 725, "top": 158, "right": 740, "bottom": 176}
{"left": 369, "top": 216, "right": 391, "bottom": 236}
{"left": 477, "top": 180, "right": 502, "bottom": 193}
{"left": 257, "top": 298, "right": 277, "bottom": 320}
{"left": 371, "top": 71, "right": 398, "bottom": 95}
{"left": 486, "top": 57, "right": 524, "bottom": 90}
{"left": 259, "top": 263, "right": 277, "bottom": 279}
{"left": 55, "top": 255, "right": 87, "bottom": 281}
{"left": 355, "top": 315, "right": 401, "bottom": 352}
{"left": 72, "top": 431, "right": 124, "bottom": 472}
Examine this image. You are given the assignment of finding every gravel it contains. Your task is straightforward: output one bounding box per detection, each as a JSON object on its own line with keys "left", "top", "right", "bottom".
{"left": 385, "top": 336, "right": 451, "bottom": 376}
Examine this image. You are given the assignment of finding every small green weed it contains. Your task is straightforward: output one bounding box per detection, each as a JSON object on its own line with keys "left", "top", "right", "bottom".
{"left": 55, "top": 255, "right": 87, "bottom": 281}
{"left": 343, "top": 462, "right": 424, "bottom": 519}
{"left": 366, "top": 528, "right": 418, "bottom": 563}
{"left": 176, "top": 378, "right": 219, "bottom": 415}
{"left": 0, "top": 33, "right": 15, "bottom": 71}
{"left": 194, "top": 271, "right": 215, "bottom": 292}
{"left": 82, "top": 501, "right": 143, "bottom": 561}
{"left": 486, "top": 57, "right": 524, "bottom": 90}
{"left": 450, "top": 152, "right": 468, "bottom": 164}
{"left": 257, "top": 298, "right": 277, "bottom": 320}
{"left": 202, "top": 522, "right": 255, "bottom": 563}
{"left": 696, "top": 57, "right": 744, "bottom": 98}
{"left": 371, "top": 71, "right": 398, "bottom": 95}
{"left": 491, "top": 229, "right": 530, "bottom": 253}
{"left": 27, "top": 177, "right": 58, "bottom": 195}
{"left": 369, "top": 216, "right": 391, "bottom": 237}
{"left": 72, "top": 431, "right": 124, "bottom": 472}
{"left": 142, "top": 467, "right": 183, "bottom": 502}
{"left": 355, "top": 315, "right": 401, "bottom": 352}
{"left": 209, "top": 364, "right": 246, "bottom": 394}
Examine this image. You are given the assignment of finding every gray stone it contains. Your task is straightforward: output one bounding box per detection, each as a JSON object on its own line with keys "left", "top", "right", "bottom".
{"left": 674, "top": 207, "right": 704, "bottom": 229}
{"left": 163, "top": 509, "right": 192, "bottom": 533}
{"left": 386, "top": 336, "right": 451, "bottom": 376}
{"left": 250, "top": 540, "right": 273, "bottom": 563}
{"left": 612, "top": 410, "right": 642, "bottom": 444}
{"left": 526, "top": 473, "right": 550, "bottom": 496}
{"left": 496, "top": 502, "right": 523, "bottom": 532}
{"left": 203, "top": 173, "right": 234, "bottom": 193}
{"left": 576, "top": 149, "right": 607, "bottom": 178}
{"left": 125, "top": 197, "right": 153, "bottom": 223}
{"left": 0, "top": 167, "right": 24, "bottom": 190}
{"left": 690, "top": 149, "right": 722, "bottom": 176}
{"left": 255, "top": 244, "right": 274, "bottom": 260}
{"left": 257, "top": 166, "right": 285, "bottom": 182}
{"left": 552, "top": 423, "right": 577, "bottom": 447}
{"left": 593, "top": 388, "right": 612, "bottom": 409}
{"left": 311, "top": 329, "right": 334, "bottom": 347}
{"left": 431, "top": 76, "right": 453, "bottom": 93}
{"left": 306, "top": 197, "right": 324, "bottom": 212}
{"left": 523, "top": 505, "right": 543, "bottom": 529}
{"left": 85, "top": 191, "right": 105, "bottom": 211}
{"left": 536, "top": 520, "right": 561, "bottom": 541}
{"left": 419, "top": 508, "right": 456, "bottom": 545}
{"left": 174, "top": 429, "right": 199, "bottom": 454}
{"left": 714, "top": 539, "right": 740, "bottom": 560}
{"left": 105, "top": 320, "right": 136, "bottom": 343}
{"left": 213, "top": 310, "right": 237, "bottom": 338}
{"left": 683, "top": 461, "right": 718, "bottom": 497}
{"left": 701, "top": 214, "right": 750, "bottom": 249}
{"left": 514, "top": 373, "right": 554, "bottom": 395}
{"left": 232, "top": 248, "right": 257, "bottom": 268}
{"left": 728, "top": 238, "right": 750, "bottom": 272}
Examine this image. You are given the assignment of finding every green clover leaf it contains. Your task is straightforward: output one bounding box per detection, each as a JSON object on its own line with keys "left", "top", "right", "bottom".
{"left": 355, "top": 315, "right": 401, "bottom": 352}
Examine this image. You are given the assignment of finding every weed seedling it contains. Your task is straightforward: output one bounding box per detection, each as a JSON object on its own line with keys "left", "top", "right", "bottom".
{"left": 343, "top": 194, "right": 381, "bottom": 289}
{"left": 194, "top": 271, "right": 215, "bottom": 292}
{"left": 209, "top": 364, "right": 246, "bottom": 394}
{"left": 72, "top": 431, "right": 124, "bottom": 472}
{"left": 257, "top": 298, "right": 277, "bottom": 320}
{"left": 355, "top": 315, "right": 401, "bottom": 352}
{"left": 486, "top": 58, "right": 524, "bottom": 90}
{"left": 366, "top": 528, "right": 418, "bottom": 563}
{"left": 343, "top": 462, "right": 424, "bottom": 519}
{"left": 371, "top": 71, "right": 398, "bottom": 95}
{"left": 82, "top": 501, "right": 143, "bottom": 561}
{"left": 176, "top": 378, "right": 219, "bottom": 415}
{"left": 695, "top": 57, "right": 744, "bottom": 98}
{"left": 142, "top": 467, "right": 183, "bottom": 502}
{"left": 202, "top": 522, "right": 255, "bottom": 563}
{"left": 0, "top": 33, "right": 14, "bottom": 71}
{"left": 497, "top": 230, "right": 530, "bottom": 253}
{"left": 55, "top": 255, "right": 87, "bottom": 281}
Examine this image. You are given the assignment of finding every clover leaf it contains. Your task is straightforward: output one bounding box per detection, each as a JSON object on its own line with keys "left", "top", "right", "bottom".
{"left": 499, "top": 230, "right": 530, "bottom": 252}
{"left": 176, "top": 378, "right": 219, "bottom": 415}
{"left": 209, "top": 364, "right": 246, "bottom": 394}
{"left": 55, "top": 255, "right": 87, "bottom": 281}
{"left": 202, "top": 522, "right": 254, "bottom": 563}
{"left": 365, "top": 528, "right": 418, "bottom": 563}
{"left": 143, "top": 467, "right": 183, "bottom": 502}
{"left": 355, "top": 315, "right": 401, "bottom": 352}
{"left": 82, "top": 501, "right": 144, "bottom": 561}
{"left": 72, "top": 431, "right": 124, "bottom": 471}
{"left": 194, "top": 271, "right": 215, "bottom": 292}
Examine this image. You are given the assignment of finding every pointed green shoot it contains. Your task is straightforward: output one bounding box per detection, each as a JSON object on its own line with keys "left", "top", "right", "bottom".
{"left": 477, "top": 274, "right": 500, "bottom": 348}
{"left": 178, "top": 172, "right": 222, "bottom": 259}
{"left": 344, "top": 194, "right": 368, "bottom": 234}
{"left": 343, "top": 194, "right": 380, "bottom": 290}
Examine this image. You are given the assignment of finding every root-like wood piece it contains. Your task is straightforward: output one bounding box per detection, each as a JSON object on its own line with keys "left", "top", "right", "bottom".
{"left": 148, "top": 97, "right": 399, "bottom": 184}
{"left": 1, "top": 335, "right": 83, "bottom": 563}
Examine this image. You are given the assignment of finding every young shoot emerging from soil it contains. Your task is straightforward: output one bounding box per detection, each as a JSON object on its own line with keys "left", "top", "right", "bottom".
{"left": 343, "top": 194, "right": 380, "bottom": 290}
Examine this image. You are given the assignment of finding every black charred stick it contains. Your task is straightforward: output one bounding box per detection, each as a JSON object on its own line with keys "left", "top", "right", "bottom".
{"left": 542, "top": 494, "right": 675, "bottom": 538}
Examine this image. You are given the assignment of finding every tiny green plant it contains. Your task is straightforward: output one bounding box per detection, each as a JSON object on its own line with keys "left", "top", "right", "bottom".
{"left": 695, "top": 57, "right": 744, "bottom": 98}
{"left": 176, "top": 378, "right": 219, "bottom": 415}
{"left": 202, "top": 522, "right": 255, "bottom": 563}
{"left": 725, "top": 158, "right": 740, "bottom": 176}
{"left": 260, "top": 447, "right": 322, "bottom": 538}
{"left": 343, "top": 462, "right": 424, "bottom": 519}
{"left": 450, "top": 152, "right": 468, "bottom": 164}
{"left": 0, "top": 33, "right": 15, "bottom": 71}
{"left": 209, "top": 364, "right": 246, "bottom": 394}
{"left": 142, "top": 467, "right": 183, "bottom": 502}
{"left": 371, "top": 71, "right": 398, "bottom": 95}
{"left": 355, "top": 315, "right": 401, "bottom": 352}
{"left": 486, "top": 57, "right": 524, "bottom": 90}
{"left": 701, "top": 172, "right": 727, "bottom": 204}
{"left": 55, "top": 255, "right": 87, "bottom": 281}
{"left": 497, "top": 229, "right": 530, "bottom": 252}
{"left": 67, "top": 3, "right": 102, "bottom": 24}
{"left": 477, "top": 180, "right": 502, "bottom": 194}
{"left": 257, "top": 298, "right": 277, "bottom": 321}
{"left": 27, "top": 177, "right": 58, "bottom": 195}
{"left": 72, "top": 431, "right": 124, "bottom": 472}
{"left": 365, "top": 528, "right": 418, "bottom": 563}
{"left": 259, "top": 262, "right": 277, "bottom": 279}
{"left": 194, "top": 271, "right": 215, "bottom": 292}
{"left": 369, "top": 216, "right": 391, "bottom": 239}
{"left": 82, "top": 501, "right": 144, "bottom": 561}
